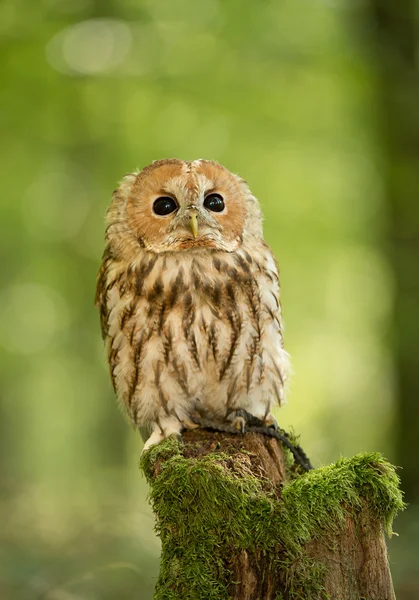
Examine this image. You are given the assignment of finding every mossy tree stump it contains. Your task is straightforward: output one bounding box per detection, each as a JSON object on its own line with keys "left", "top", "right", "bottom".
{"left": 141, "top": 430, "right": 404, "bottom": 600}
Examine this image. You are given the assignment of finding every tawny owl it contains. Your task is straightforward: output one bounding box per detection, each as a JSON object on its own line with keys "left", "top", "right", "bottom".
{"left": 96, "top": 159, "right": 289, "bottom": 451}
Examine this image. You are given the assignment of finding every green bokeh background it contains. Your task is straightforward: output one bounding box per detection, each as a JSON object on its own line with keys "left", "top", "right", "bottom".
{"left": 1, "top": 1, "right": 418, "bottom": 598}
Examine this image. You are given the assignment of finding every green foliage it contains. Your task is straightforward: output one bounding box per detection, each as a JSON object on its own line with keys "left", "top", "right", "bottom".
{"left": 141, "top": 441, "right": 404, "bottom": 600}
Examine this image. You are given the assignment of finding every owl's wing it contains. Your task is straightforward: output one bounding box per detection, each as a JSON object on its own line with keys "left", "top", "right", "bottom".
{"left": 260, "top": 244, "right": 291, "bottom": 404}
{"left": 95, "top": 246, "right": 113, "bottom": 340}
{"left": 266, "top": 250, "right": 285, "bottom": 340}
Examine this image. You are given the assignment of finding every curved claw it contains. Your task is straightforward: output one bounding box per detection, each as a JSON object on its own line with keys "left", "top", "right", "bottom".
{"left": 171, "top": 432, "right": 184, "bottom": 444}
{"left": 232, "top": 416, "right": 246, "bottom": 435}
{"left": 227, "top": 409, "right": 249, "bottom": 435}
{"left": 264, "top": 413, "right": 279, "bottom": 431}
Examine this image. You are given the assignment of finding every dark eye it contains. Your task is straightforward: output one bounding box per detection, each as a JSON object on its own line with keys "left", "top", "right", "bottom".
{"left": 204, "top": 193, "right": 225, "bottom": 213}
{"left": 153, "top": 196, "right": 178, "bottom": 216}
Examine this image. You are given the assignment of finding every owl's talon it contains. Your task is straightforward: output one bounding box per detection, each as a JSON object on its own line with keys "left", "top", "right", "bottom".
{"left": 142, "top": 430, "right": 164, "bottom": 453}
{"left": 183, "top": 414, "right": 201, "bottom": 430}
{"left": 171, "top": 432, "right": 184, "bottom": 444}
{"left": 265, "top": 415, "right": 279, "bottom": 431}
{"left": 233, "top": 416, "right": 246, "bottom": 435}
{"left": 227, "top": 409, "right": 250, "bottom": 434}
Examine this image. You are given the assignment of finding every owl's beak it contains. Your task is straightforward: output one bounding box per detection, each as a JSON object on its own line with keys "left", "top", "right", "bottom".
{"left": 190, "top": 213, "right": 199, "bottom": 238}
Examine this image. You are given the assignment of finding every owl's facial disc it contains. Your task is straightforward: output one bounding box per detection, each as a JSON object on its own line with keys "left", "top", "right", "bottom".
{"left": 120, "top": 159, "right": 257, "bottom": 254}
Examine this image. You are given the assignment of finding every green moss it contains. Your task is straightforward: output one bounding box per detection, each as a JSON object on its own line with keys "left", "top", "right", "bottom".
{"left": 140, "top": 440, "right": 404, "bottom": 600}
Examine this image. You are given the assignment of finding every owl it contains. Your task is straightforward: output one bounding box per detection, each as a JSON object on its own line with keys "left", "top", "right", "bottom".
{"left": 95, "top": 159, "right": 290, "bottom": 451}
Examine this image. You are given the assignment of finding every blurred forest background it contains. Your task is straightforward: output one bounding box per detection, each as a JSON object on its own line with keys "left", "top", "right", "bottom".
{"left": 1, "top": 0, "right": 418, "bottom": 598}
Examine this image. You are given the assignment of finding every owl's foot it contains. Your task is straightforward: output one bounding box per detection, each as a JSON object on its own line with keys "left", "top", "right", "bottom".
{"left": 235, "top": 410, "right": 279, "bottom": 433}
{"left": 142, "top": 417, "right": 184, "bottom": 452}
{"left": 190, "top": 409, "right": 257, "bottom": 435}
{"left": 191, "top": 409, "right": 261, "bottom": 434}
{"left": 142, "top": 430, "right": 164, "bottom": 452}
{"left": 182, "top": 415, "right": 201, "bottom": 431}
{"left": 227, "top": 409, "right": 248, "bottom": 434}
{"left": 264, "top": 413, "right": 279, "bottom": 431}
{"left": 190, "top": 410, "right": 313, "bottom": 472}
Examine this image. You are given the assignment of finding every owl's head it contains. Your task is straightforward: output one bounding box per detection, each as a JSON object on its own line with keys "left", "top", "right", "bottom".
{"left": 106, "top": 159, "right": 262, "bottom": 256}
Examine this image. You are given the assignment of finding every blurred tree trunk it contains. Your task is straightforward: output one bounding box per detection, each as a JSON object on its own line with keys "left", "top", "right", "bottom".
{"left": 367, "top": 0, "right": 419, "bottom": 502}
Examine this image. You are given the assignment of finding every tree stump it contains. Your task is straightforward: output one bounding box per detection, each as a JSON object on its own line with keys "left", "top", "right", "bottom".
{"left": 140, "top": 429, "right": 404, "bottom": 600}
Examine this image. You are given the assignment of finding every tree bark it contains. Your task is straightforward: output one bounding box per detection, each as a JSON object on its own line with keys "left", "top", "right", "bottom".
{"left": 142, "top": 430, "right": 403, "bottom": 600}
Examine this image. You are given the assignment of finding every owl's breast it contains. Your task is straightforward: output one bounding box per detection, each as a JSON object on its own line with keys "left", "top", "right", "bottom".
{"left": 102, "top": 245, "right": 288, "bottom": 425}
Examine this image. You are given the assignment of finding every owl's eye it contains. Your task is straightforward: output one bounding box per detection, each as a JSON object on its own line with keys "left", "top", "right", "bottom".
{"left": 153, "top": 196, "right": 178, "bottom": 216}
{"left": 204, "top": 193, "right": 225, "bottom": 213}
